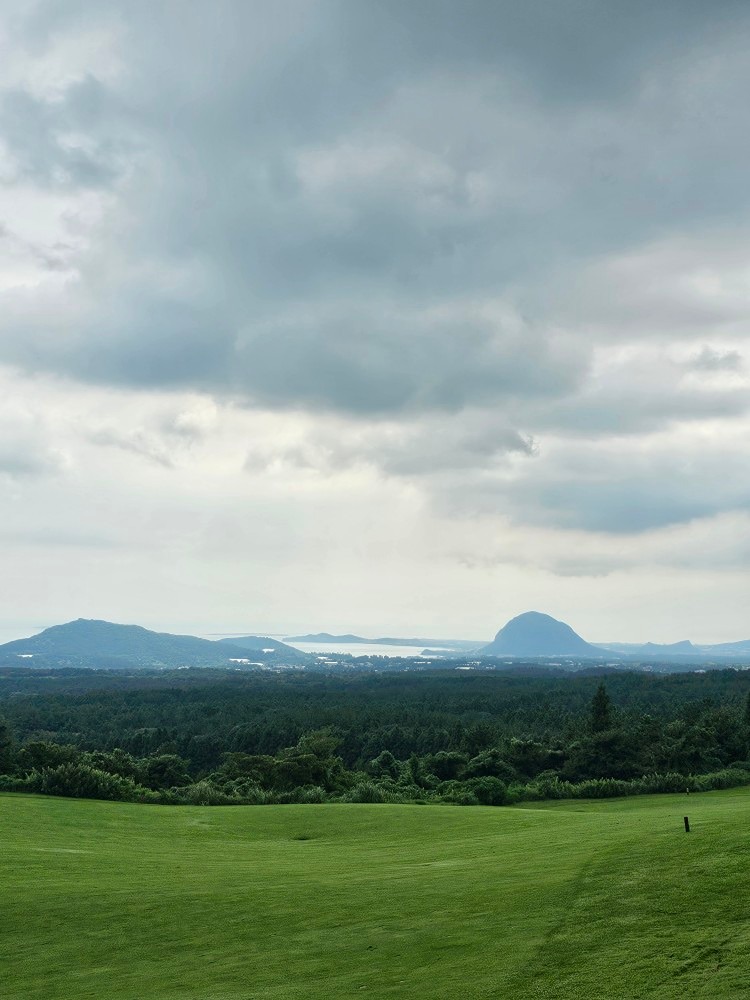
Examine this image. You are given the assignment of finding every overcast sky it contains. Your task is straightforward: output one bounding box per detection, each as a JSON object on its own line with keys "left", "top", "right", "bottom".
{"left": 0, "top": 0, "right": 749, "bottom": 644}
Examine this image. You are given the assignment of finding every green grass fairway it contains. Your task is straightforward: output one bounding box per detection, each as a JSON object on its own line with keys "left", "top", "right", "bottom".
{"left": 3, "top": 790, "right": 750, "bottom": 999}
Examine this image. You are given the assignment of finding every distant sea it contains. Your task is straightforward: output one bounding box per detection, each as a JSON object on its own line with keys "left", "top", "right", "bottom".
{"left": 287, "top": 641, "right": 439, "bottom": 658}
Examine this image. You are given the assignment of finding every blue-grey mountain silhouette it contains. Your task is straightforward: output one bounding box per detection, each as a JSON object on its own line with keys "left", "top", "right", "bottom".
{"left": 480, "top": 611, "right": 607, "bottom": 658}
{"left": 284, "top": 632, "right": 480, "bottom": 650}
{"left": 0, "top": 619, "right": 302, "bottom": 666}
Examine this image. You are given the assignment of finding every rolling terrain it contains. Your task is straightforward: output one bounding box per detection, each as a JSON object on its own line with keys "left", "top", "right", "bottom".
{"left": 3, "top": 789, "right": 750, "bottom": 999}
{"left": 0, "top": 619, "right": 305, "bottom": 668}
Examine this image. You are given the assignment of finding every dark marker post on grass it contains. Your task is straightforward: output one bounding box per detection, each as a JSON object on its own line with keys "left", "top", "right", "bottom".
{"left": 684, "top": 816, "right": 690, "bottom": 833}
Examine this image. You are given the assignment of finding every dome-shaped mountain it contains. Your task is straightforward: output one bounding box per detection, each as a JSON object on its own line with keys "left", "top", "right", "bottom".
{"left": 480, "top": 611, "right": 606, "bottom": 658}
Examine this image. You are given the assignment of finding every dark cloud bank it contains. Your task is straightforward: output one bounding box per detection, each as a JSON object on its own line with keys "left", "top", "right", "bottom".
{"left": 1, "top": 0, "right": 749, "bottom": 536}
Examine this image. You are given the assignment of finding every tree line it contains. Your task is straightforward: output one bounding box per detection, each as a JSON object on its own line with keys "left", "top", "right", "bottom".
{"left": 2, "top": 667, "right": 750, "bottom": 805}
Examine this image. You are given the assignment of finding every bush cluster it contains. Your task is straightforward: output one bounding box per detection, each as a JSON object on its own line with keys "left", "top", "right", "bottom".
{"left": 2, "top": 739, "right": 750, "bottom": 808}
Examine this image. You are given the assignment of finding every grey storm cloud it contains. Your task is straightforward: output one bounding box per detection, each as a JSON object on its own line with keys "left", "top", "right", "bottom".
{"left": 483, "top": 440, "right": 750, "bottom": 534}
{"left": 0, "top": 224, "right": 72, "bottom": 272}
{"left": 0, "top": 78, "right": 123, "bottom": 189}
{"left": 522, "top": 357, "right": 750, "bottom": 437}
{"left": 245, "top": 411, "right": 536, "bottom": 477}
{"left": 2, "top": 0, "right": 750, "bottom": 421}
{"left": 1, "top": 0, "right": 750, "bottom": 549}
{"left": 688, "top": 347, "right": 744, "bottom": 372}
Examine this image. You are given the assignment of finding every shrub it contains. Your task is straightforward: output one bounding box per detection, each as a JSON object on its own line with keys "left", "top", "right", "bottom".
{"left": 347, "top": 781, "right": 390, "bottom": 803}
{"left": 531, "top": 775, "right": 574, "bottom": 800}
{"left": 172, "top": 781, "right": 237, "bottom": 805}
{"left": 634, "top": 772, "right": 690, "bottom": 794}
{"left": 296, "top": 785, "right": 328, "bottom": 803}
{"left": 0, "top": 774, "right": 27, "bottom": 792}
{"left": 467, "top": 776, "right": 508, "bottom": 806}
{"left": 24, "top": 763, "right": 155, "bottom": 802}
{"left": 702, "top": 767, "right": 750, "bottom": 790}
{"left": 274, "top": 785, "right": 330, "bottom": 804}
{"left": 220, "top": 779, "right": 274, "bottom": 804}
{"left": 442, "top": 788, "right": 480, "bottom": 806}
{"left": 571, "top": 778, "right": 632, "bottom": 799}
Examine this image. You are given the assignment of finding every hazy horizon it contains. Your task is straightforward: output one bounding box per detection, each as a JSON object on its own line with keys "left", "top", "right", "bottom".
{"left": 1, "top": 2, "right": 749, "bottom": 644}
{"left": 0, "top": 610, "right": 748, "bottom": 650}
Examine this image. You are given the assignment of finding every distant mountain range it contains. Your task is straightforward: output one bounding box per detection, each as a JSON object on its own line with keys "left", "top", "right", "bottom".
{"left": 284, "top": 632, "right": 480, "bottom": 650}
{"left": 0, "top": 619, "right": 304, "bottom": 667}
{"left": 1, "top": 614, "right": 749, "bottom": 671}
{"left": 600, "top": 639, "right": 750, "bottom": 660}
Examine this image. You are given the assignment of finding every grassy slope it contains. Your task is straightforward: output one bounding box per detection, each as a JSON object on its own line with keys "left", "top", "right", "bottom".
{"left": 2, "top": 790, "right": 750, "bottom": 999}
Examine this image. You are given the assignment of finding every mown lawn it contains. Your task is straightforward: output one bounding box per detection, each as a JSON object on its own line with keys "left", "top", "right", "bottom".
{"left": 2, "top": 788, "right": 750, "bottom": 999}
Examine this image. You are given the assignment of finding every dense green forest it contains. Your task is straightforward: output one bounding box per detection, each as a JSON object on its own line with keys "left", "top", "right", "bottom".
{"left": 2, "top": 666, "right": 750, "bottom": 806}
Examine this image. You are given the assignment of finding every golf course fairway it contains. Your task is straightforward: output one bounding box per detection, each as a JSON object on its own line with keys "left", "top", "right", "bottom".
{"left": 2, "top": 788, "right": 750, "bottom": 999}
